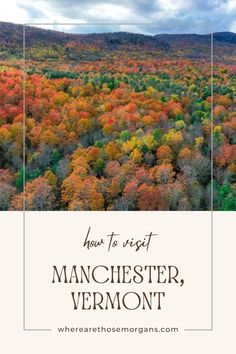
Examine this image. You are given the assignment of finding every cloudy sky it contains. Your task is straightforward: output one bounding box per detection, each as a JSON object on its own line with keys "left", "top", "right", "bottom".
{"left": 1, "top": 0, "right": 236, "bottom": 34}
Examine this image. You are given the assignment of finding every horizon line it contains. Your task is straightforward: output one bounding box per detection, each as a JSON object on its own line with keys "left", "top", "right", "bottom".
{"left": 0, "top": 21, "right": 235, "bottom": 36}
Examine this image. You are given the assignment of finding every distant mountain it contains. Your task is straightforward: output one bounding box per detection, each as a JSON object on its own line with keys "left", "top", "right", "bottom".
{"left": 0, "top": 22, "right": 169, "bottom": 49}
{"left": 156, "top": 33, "right": 210, "bottom": 44}
{"left": 76, "top": 31, "right": 170, "bottom": 50}
{"left": 156, "top": 32, "right": 236, "bottom": 45}
{"left": 0, "top": 21, "right": 74, "bottom": 46}
{"left": 155, "top": 32, "right": 236, "bottom": 60}
{"left": 0, "top": 21, "right": 235, "bottom": 61}
{"left": 213, "top": 31, "right": 236, "bottom": 44}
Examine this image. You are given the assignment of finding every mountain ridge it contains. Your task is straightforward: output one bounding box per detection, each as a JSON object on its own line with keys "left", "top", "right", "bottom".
{"left": 0, "top": 22, "right": 235, "bottom": 61}
{"left": 0, "top": 21, "right": 236, "bottom": 44}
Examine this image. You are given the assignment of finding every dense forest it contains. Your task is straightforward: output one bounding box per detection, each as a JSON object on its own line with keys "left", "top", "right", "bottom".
{"left": 0, "top": 22, "right": 235, "bottom": 210}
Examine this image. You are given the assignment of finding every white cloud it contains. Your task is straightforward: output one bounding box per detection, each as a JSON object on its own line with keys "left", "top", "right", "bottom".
{"left": 86, "top": 4, "right": 134, "bottom": 22}
{"left": 0, "top": 0, "right": 235, "bottom": 33}
{"left": 224, "top": 0, "right": 236, "bottom": 13}
{"left": 1, "top": 0, "right": 28, "bottom": 23}
{"left": 158, "top": 0, "right": 186, "bottom": 12}
{"left": 230, "top": 20, "right": 236, "bottom": 32}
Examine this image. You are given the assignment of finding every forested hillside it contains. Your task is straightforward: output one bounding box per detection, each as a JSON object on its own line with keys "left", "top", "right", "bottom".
{"left": 0, "top": 22, "right": 235, "bottom": 210}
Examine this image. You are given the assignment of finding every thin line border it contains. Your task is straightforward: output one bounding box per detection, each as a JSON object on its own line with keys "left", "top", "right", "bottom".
{"left": 22, "top": 22, "right": 214, "bottom": 332}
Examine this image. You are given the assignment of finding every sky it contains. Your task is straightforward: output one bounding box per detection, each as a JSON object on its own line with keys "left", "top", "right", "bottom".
{"left": 1, "top": 0, "right": 236, "bottom": 34}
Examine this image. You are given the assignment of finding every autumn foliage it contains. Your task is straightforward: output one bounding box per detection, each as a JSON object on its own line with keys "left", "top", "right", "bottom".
{"left": 0, "top": 25, "right": 236, "bottom": 210}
